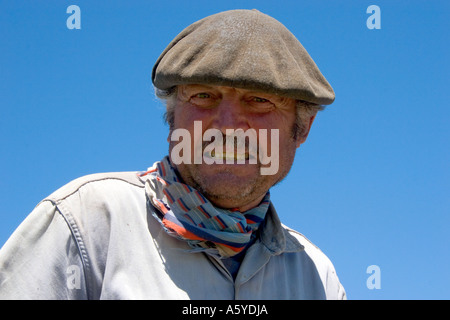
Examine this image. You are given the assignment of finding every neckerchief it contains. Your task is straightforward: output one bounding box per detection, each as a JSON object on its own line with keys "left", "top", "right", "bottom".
{"left": 140, "top": 156, "right": 270, "bottom": 258}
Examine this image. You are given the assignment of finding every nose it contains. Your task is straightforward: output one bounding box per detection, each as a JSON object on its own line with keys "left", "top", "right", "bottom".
{"left": 211, "top": 96, "right": 250, "bottom": 134}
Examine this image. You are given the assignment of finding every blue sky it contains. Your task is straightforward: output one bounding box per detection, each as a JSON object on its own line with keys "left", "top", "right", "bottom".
{"left": 1, "top": 0, "right": 448, "bottom": 299}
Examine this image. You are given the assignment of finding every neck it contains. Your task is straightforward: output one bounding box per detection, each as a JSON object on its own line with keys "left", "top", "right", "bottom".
{"left": 208, "top": 193, "right": 267, "bottom": 213}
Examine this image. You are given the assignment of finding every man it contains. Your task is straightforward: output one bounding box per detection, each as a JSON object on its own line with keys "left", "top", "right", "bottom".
{"left": 0, "top": 9, "right": 345, "bottom": 299}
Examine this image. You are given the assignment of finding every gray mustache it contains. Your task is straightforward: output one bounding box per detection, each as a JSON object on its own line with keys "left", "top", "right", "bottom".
{"left": 200, "top": 131, "right": 260, "bottom": 158}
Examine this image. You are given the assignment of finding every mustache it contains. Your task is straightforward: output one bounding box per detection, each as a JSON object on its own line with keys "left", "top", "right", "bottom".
{"left": 168, "top": 124, "right": 280, "bottom": 175}
{"left": 198, "top": 132, "right": 261, "bottom": 161}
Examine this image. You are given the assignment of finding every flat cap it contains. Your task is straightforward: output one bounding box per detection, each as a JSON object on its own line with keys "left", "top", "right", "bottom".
{"left": 152, "top": 9, "right": 335, "bottom": 105}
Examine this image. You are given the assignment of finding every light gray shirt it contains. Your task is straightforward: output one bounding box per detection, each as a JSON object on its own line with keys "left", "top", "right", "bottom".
{"left": 0, "top": 171, "right": 346, "bottom": 300}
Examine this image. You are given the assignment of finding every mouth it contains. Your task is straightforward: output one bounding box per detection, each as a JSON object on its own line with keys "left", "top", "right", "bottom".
{"left": 204, "top": 149, "right": 256, "bottom": 163}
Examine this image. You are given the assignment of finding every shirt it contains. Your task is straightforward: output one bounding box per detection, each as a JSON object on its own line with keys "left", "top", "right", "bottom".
{"left": 0, "top": 170, "right": 346, "bottom": 300}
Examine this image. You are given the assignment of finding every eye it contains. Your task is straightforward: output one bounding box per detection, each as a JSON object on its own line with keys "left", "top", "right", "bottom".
{"left": 195, "top": 93, "right": 211, "bottom": 99}
{"left": 247, "top": 96, "right": 275, "bottom": 112}
{"left": 189, "top": 92, "right": 216, "bottom": 108}
{"left": 252, "top": 97, "right": 269, "bottom": 103}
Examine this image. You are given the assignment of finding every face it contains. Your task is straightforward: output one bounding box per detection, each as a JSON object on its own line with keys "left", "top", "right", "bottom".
{"left": 168, "top": 84, "right": 315, "bottom": 211}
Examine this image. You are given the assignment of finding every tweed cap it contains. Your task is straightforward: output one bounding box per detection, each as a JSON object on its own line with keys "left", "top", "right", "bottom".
{"left": 152, "top": 9, "right": 335, "bottom": 105}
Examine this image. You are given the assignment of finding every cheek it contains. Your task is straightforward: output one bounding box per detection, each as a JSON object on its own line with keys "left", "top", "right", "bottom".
{"left": 250, "top": 109, "right": 296, "bottom": 129}
{"left": 170, "top": 107, "right": 212, "bottom": 164}
{"left": 173, "top": 106, "right": 216, "bottom": 133}
{"left": 251, "top": 115, "right": 296, "bottom": 144}
{"left": 254, "top": 121, "right": 297, "bottom": 176}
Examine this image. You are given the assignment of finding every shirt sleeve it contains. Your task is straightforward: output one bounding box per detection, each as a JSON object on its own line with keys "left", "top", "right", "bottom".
{"left": 0, "top": 200, "right": 88, "bottom": 299}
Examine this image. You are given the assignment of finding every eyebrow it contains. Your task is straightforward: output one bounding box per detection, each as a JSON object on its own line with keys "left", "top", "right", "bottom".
{"left": 182, "top": 84, "right": 217, "bottom": 91}
{"left": 180, "top": 85, "right": 291, "bottom": 104}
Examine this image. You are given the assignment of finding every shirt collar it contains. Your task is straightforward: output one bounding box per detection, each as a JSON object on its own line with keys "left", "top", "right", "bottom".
{"left": 259, "top": 203, "right": 305, "bottom": 255}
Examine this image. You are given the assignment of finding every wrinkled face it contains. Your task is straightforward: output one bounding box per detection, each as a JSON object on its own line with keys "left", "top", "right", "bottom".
{"left": 168, "top": 84, "right": 315, "bottom": 211}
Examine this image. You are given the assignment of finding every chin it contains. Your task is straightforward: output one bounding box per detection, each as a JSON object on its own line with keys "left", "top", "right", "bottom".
{"left": 193, "top": 170, "right": 270, "bottom": 210}
{"left": 199, "top": 172, "right": 255, "bottom": 196}
{"left": 175, "top": 162, "right": 279, "bottom": 209}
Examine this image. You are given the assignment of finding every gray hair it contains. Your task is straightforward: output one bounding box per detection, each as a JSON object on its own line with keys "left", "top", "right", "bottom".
{"left": 155, "top": 87, "right": 324, "bottom": 140}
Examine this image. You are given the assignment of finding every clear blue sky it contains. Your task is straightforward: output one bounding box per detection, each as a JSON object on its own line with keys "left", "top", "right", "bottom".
{"left": 1, "top": 0, "right": 448, "bottom": 299}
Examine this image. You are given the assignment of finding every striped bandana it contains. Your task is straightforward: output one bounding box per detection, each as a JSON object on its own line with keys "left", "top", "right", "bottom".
{"left": 140, "top": 156, "right": 270, "bottom": 258}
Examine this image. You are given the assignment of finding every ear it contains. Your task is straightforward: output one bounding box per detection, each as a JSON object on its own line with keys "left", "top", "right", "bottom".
{"left": 167, "top": 127, "right": 174, "bottom": 143}
{"left": 296, "top": 114, "right": 316, "bottom": 148}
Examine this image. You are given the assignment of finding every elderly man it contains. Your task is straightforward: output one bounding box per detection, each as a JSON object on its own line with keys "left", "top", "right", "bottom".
{"left": 0, "top": 9, "right": 345, "bottom": 299}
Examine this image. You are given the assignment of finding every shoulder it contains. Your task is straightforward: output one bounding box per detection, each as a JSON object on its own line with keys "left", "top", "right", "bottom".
{"left": 41, "top": 171, "right": 148, "bottom": 236}
{"left": 45, "top": 171, "right": 145, "bottom": 204}
{"left": 281, "top": 223, "right": 333, "bottom": 267}
{"left": 281, "top": 224, "right": 347, "bottom": 300}
{"left": 282, "top": 224, "right": 324, "bottom": 254}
